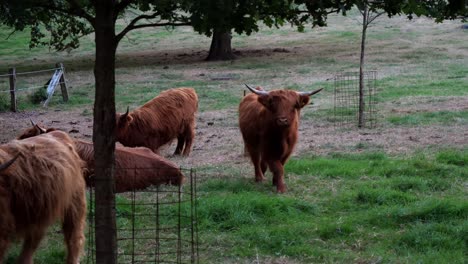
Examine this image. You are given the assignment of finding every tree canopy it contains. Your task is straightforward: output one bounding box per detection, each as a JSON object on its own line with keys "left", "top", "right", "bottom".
{"left": 1, "top": 0, "right": 465, "bottom": 55}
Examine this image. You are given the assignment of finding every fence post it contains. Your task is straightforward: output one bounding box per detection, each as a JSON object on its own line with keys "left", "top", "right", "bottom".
{"left": 56, "top": 63, "right": 69, "bottom": 102}
{"left": 8, "top": 68, "right": 17, "bottom": 112}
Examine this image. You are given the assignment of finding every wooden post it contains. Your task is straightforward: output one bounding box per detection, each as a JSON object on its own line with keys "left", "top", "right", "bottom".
{"left": 8, "top": 68, "right": 17, "bottom": 112}
{"left": 56, "top": 63, "right": 69, "bottom": 102}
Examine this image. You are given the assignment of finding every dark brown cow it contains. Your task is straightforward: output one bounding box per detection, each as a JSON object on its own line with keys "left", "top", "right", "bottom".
{"left": 238, "top": 84, "right": 323, "bottom": 193}
{"left": 0, "top": 131, "right": 86, "bottom": 263}
{"left": 116, "top": 87, "right": 198, "bottom": 156}
{"left": 18, "top": 125, "right": 185, "bottom": 193}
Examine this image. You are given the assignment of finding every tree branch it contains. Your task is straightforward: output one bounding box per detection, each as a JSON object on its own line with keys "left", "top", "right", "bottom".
{"left": 367, "top": 11, "right": 385, "bottom": 24}
{"left": 115, "top": 12, "right": 161, "bottom": 42}
{"left": 116, "top": 20, "right": 190, "bottom": 43}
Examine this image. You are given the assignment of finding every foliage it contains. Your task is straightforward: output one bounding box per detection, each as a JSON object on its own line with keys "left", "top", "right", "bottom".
{"left": 29, "top": 86, "right": 48, "bottom": 104}
{"left": 0, "top": 93, "right": 9, "bottom": 111}
{"left": 1, "top": 0, "right": 465, "bottom": 53}
{"left": 186, "top": 0, "right": 306, "bottom": 36}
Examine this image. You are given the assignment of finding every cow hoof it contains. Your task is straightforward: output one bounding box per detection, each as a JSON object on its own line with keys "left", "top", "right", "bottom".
{"left": 255, "top": 177, "right": 266, "bottom": 182}
{"left": 276, "top": 186, "right": 286, "bottom": 193}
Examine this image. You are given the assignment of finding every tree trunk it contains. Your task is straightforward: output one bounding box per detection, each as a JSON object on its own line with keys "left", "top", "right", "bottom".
{"left": 94, "top": 2, "right": 117, "bottom": 263}
{"left": 206, "top": 30, "right": 235, "bottom": 61}
{"left": 358, "top": 6, "right": 368, "bottom": 129}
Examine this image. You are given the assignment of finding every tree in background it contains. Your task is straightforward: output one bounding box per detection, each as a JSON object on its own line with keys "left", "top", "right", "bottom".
{"left": 298, "top": 0, "right": 466, "bottom": 128}
{"left": 186, "top": 0, "right": 307, "bottom": 60}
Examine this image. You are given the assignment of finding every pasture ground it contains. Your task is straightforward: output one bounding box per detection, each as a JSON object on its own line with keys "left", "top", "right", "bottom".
{"left": 0, "top": 9, "right": 467, "bottom": 264}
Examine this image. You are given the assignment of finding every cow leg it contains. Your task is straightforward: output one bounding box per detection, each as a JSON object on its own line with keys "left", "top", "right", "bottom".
{"left": 0, "top": 236, "right": 11, "bottom": 262}
{"left": 246, "top": 145, "right": 266, "bottom": 182}
{"left": 174, "top": 136, "right": 185, "bottom": 156}
{"left": 63, "top": 193, "right": 86, "bottom": 264}
{"left": 268, "top": 160, "right": 286, "bottom": 193}
{"left": 260, "top": 158, "right": 268, "bottom": 176}
{"left": 17, "top": 229, "right": 46, "bottom": 264}
{"left": 0, "top": 203, "right": 13, "bottom": 261}
{"left": 182, "top": 126, "right": 195, "bottom": 156}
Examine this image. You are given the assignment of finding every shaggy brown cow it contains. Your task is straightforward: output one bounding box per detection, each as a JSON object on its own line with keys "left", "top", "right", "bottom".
{"left": 239, "top": 84, "right": 323, "bottom": 193}
{"left": 75, "top": 140, "right": 185, "bottom": 192}
{"left": 0, "top": 131, "right": 86, "bottom": 263}
{"left": 18, "top": 125, "right": 185, "bottom": 193}
{"left": 116, "top": 87, "right": 198, "bottom": 156}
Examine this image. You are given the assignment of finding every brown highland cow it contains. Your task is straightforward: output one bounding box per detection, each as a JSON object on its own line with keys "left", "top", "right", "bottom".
{"left": 116, "top": 87, "right": 198, "bottom": 156}
{"left": 239, "top": 84, "right": 323, "bottom": 193}
{"left": 0, "top": 131, "right": 86, "bottom": 263}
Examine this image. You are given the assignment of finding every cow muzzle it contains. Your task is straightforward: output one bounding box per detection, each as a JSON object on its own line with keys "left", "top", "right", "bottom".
{"left": 276, "top": 117, "right": 289, "bottom": 127}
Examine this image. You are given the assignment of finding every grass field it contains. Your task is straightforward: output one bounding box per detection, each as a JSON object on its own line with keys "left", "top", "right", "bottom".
{"left": 1, "top": 8, "right": 467, "bottom": 264}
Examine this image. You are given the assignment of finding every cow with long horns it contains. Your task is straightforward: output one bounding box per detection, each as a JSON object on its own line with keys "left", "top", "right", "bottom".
{"left": 116, "top": 87, "right": 198, "bottom": 156}
{"left": 0, "top": 130, "right": 86, "bottom": 263}
{"left": 239, "top": 84, "right": 323, "bottom": 193}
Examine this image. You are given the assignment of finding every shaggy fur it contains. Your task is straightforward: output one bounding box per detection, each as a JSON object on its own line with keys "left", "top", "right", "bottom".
{"left": 0, "top": 131, "right": 86, "bottom": 263}
{"left": 74, "top": 140, "right": 185, "bottom": 192}
{"left": 116, "top": 87, "right": 198, "bottom": 156}
{"left": 17, "top": 127, "right": 185, "bottom": 193}
{"left": 239, "top": 88, "right": 320, "bottom": 193}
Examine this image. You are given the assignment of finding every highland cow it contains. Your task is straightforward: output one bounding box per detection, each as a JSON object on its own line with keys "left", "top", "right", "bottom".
{"left": 238, "top": 84, "right": 323, "bottom": 193}
{"left": 0, "top": 131, "right": 86, "bottom": 263}
{"left": 116, "top": 87, "right": 198, "bottom": 156}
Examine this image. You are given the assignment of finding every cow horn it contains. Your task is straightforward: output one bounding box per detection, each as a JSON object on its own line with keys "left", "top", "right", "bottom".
{"left": 123, "top": 106, "right": 129, "bottom": 117}
{"left": 30, "top": 119, "right": 36, "bottom": 126}
{"left": 244, "top": 84, "right": 268, "bottom": 96}
{"left": 0, "top": 153, "right": 20, "bottom": 171}
{"left": 35, "top": 124, "right": 47, "bottom": 133}
{"left": 298, "top": 88, "right": 324, "bottom": 96}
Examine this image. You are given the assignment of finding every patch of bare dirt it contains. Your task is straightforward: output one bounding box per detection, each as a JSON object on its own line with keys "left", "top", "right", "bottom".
{"left": 2, "top": 101, "right": 467, "bottom": 171}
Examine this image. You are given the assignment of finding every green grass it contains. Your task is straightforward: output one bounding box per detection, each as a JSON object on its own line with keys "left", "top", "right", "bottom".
{"left": 378, "top": 62, "right": 468, "bottom": 100}
{"left": 180, "top": 149, "right": 467, "bottom": 263}
{"left": 388, "top": 110, "right": 468, "bottom": 126}
{"left": 11, "top": 149, "right": 460, "bottom": 263}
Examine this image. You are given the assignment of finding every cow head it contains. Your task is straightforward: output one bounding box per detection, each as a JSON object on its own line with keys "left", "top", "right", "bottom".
{"left": 115, "top": 106, "right": 133, "bottom": 136}
{"left": 17, "top": 120, "right": 48, "bottom": 139}
{"left": 245, "top": 84, "right": 323, "bottom": 127}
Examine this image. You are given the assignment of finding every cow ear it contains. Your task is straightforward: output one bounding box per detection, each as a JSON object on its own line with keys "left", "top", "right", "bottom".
{"left": 120, "top": 114, "right": 133, "bottom": 124}
{"left": 297, "top": 95, "right": 310, "bottom": 109}
{"left": 257, "top": 94, "right": 272, "bottom": 109}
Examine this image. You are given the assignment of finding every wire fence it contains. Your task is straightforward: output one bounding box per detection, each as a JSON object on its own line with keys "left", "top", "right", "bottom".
{"left": 85, "top": 167, "right": 199, "bottom": 264}
{"left": 0, "top": 65, "right": 69, "bottom": 111}
{"left": 0, "top": 68, "right": 65, "bottom": 93}
{"left": 333, "top": 71, "right": 378, "bottom": 129}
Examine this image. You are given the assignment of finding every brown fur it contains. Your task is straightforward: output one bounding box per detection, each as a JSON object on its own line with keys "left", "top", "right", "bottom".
{"left": 74, "top": 140, "right": 185, "bottom": 192}
{"left": 239, "top": 89, "right": 316, "bottom": 193}
{"left": 0, "top": 131, "right": 86, "bottom": 263}
{"left": 17, "top": 127, "right": 185, "bottom": 193}
{"left": 116, "top": 87, "right": 198, "bottom": 156}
